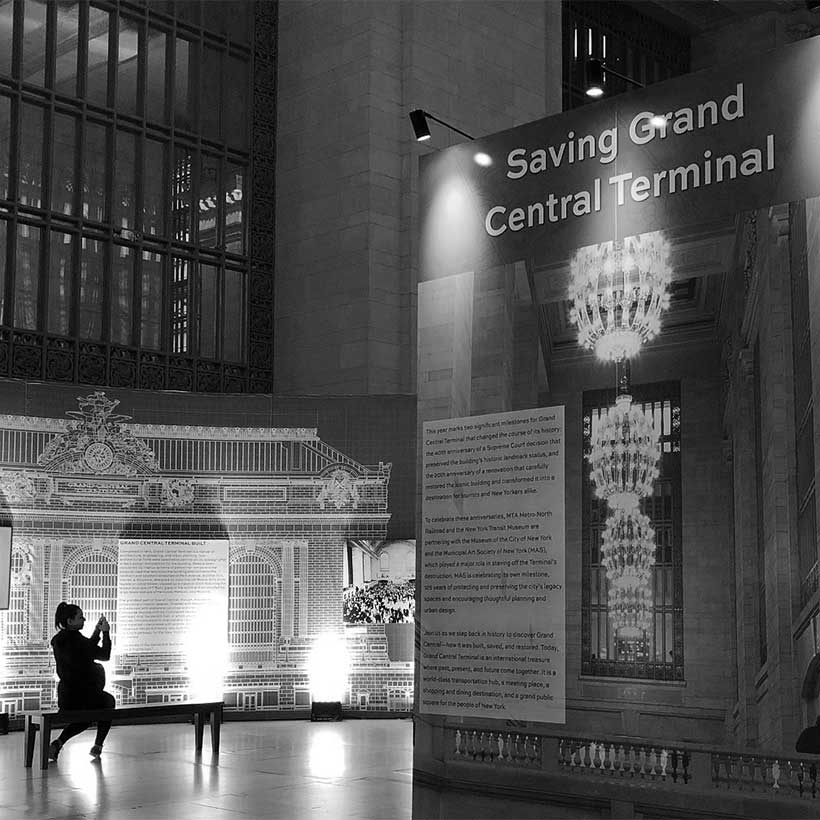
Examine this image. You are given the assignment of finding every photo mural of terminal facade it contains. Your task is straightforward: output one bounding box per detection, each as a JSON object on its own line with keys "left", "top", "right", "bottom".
{"left": 2, "top": 1, "right": 820, "bottom": 819}
{"left": 0, "top": 385, "right": 415, "bottom": 717}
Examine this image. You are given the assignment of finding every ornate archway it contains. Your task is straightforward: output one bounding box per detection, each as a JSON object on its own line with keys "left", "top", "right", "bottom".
{"left": 801, "top": 653, "right": 820, "bottom": 723}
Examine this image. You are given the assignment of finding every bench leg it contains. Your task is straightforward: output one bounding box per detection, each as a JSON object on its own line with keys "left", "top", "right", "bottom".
{"left": 193, "top": 713, "right": 204, "bottom": 752}
{"left": 210, "top": 706, "right": 221, "bottom": 756}
{"left": 39, "top": 715, "right": 51, "bottom": 770}
{"left": 23, "top": 716, "right": 38, "bottom": 767}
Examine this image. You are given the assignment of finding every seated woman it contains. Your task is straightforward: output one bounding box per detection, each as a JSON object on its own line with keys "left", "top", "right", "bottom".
{"left": 48, "top": 602, "right": 115, "bottom": 762}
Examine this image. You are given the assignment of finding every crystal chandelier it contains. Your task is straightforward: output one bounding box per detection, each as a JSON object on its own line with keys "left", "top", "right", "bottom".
{"left": 600, "top": 505, "right": 656, "bottom": 635}
{"left": 584, "top": 366, "right": 660, "bottom": 636}
{"left": 568, "top": 231, "right": 672, "bottom": 362}
{"left": 600, "top": 505, "right": 655, "bottom": 582}
{"left": 569, "top": 232, "right": 671, "bottom": 639}
{"left": 607, "top": 573, "right": 653, "bottom": 637}
{"left": 587, "top": 392, "right": 660, "bottom": 511}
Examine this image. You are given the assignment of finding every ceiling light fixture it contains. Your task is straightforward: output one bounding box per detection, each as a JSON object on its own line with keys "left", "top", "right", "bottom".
{"left": 600, "top": 504, "right": 656, "bottom": 636}
{"left": 587, "top": 391, "right": 661, "bottom": 510}
{"left": 568, "top": 231, "right": 673, "bottom": 363}
{"left": 608, "top": 573, "right": 654, "bottom": 637}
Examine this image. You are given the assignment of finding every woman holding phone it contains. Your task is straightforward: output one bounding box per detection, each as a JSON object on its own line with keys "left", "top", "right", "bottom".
{"left": 48, "top": 602, "right": 114, "bottom": 762}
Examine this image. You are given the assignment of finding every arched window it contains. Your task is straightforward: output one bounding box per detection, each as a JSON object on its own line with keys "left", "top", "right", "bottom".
{"left": 65, "top": 550, "right": 118, "bottom": 638}
{"left": 228, "top": 552, "right": 277, "bottom": 646}
{"left": 0, "top": 548, "right": 31, "bottom": 646}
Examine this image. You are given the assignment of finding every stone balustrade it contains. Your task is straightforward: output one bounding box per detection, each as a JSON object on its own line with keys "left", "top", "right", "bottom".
{"left": 711, "top": 749, "right": 818, "bottom": 800}
{"left": 558, "top": 736, "right": 690, "bottom": 783}
{"left": 453, "top": 728, "right": 542, "bottom": 767}
{"left": 448, "top": 726, "right": 820, "bottom": 804}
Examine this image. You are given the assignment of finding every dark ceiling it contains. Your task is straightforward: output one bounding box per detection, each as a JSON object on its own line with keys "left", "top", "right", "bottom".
{"left": 629, "top": 0, "right": 806, "bottom": 34}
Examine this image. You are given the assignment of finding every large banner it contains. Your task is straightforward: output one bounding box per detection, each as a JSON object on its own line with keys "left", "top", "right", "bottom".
{"left": 117, "top": 539, "right": 229, "bottom": 654}
{"left": 419, "top": 407, "right": 565, "bottom": 723}
{"left": 420, "top": 34, "right": 820, "bottom": 274}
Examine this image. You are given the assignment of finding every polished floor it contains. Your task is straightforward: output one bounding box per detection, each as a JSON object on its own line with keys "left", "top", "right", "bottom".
{"left": 0, "top": 718, "right": 413, "bottom": 820}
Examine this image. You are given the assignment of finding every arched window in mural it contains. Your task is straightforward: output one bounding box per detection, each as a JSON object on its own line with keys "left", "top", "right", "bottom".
{"left": 228, "top": 552, "right": 277, "bottom": 646}
{"left": 64, "top": 549, "right": 118, "bottom": 638}
{"left": 582, "top": 382, "right": 683, "bottom": 681}
{"left": 0, "top": 547, "right": 32, "bottom": 646}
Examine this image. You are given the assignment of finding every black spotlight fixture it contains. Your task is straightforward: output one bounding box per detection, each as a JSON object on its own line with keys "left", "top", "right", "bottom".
{"left": 585, "top": 58, "right": 645, "bottom": 98}
{"left": 409, "top": 109, "right": 432, "bottom": 141}
{"left": 408, "top": 109, "right": 474, "bottom": 142}
{"left": 808, "top": 0, "right": 820, "bottom": 10}
{"left": 585, "top": 58, "right": 605, "bottom": 98}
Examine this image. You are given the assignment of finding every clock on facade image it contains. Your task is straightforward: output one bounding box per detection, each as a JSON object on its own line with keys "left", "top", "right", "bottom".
{"left": 83, "top": 441, "right": 115, "bottom": 472}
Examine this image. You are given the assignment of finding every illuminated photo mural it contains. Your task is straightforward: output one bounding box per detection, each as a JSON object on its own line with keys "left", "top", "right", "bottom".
{"left": 0, "top": 392, "right": 413, "bottom": 721}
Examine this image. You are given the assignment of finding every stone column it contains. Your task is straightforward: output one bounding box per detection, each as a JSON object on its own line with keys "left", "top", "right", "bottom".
{"left": 470, "top": 265, "right": 514, "bottom": 416}
{"left": 804, "top": 197, "right": 820, "bottom": 576}
{"left": 760, "top": 203, "right": 800, "bottom": 750}
{"left": 417, "top": 271, "right": 474, "bottom": 427}
{"left": 298, "top": 541, "right": 309, "bottom": 637}
{"left": 47, "top": 540, "right": 63, "bottom": 638}
{"left": 280, "top": 541, "right": 294, "bottom": 639}
{"left": 729, "top": 347, "right": 761, "bottom": 747}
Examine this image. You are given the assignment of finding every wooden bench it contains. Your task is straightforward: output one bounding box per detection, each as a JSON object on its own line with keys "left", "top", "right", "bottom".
{"left": 23, "top": 701, "right": 223, "bottom": 769}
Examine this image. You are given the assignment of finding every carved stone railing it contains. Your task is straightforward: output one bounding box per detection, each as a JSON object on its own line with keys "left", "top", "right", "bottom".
{"left": 558, "top": 736, "right": 690, "bottom": 784}
{"left": 453, "top": 728, "right": 542, "bottom": 767}
{"left": 711, "top": 751, "right": 818, "bottom": 800}
{"left": 448, "top": 726, "right": 820, "bottom": 803}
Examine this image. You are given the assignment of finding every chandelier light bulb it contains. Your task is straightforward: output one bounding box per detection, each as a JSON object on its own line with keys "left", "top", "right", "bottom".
{"left": 588, "top": 394, "right": 660, "bottom": 505}
{"left": 568, "top": 231, "right": 673, "bottom": 362}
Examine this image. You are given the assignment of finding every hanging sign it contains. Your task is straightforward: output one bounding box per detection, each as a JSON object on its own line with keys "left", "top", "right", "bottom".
{"left": 419, "top": 34, "right": 820, "bottom": 276}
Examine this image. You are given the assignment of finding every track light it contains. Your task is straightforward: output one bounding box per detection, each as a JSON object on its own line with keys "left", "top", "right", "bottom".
{"left": 409, "top": 109, "right": 431, "bottom": 141}
{"left": 585, "top": 58, "right": 644, "bottom": 98}
{"left": 408, "top": 109, "right": 474, "bottom": 142}
{"left": 586, "top": 59, "right": 605, "bottom": 98}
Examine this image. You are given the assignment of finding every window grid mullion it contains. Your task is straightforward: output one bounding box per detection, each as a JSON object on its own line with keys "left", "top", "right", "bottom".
{"left": 583, "top": 385, "right": 683, "bottom": 680}
{"left": 1, "top": 1, "right": 251, "bottom": 381}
